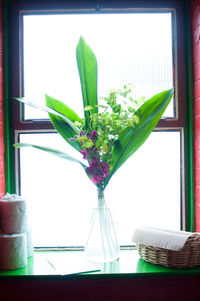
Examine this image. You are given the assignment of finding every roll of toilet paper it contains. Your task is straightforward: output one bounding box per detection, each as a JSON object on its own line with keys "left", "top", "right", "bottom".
{"left": 26, "top": 228, "right": 34, "bottom": 257}
{"left": 0, "top": 194, "right": 27, "bottom": 234}
{"left": 0, "top": 232, "right": 27, "bottom": 270}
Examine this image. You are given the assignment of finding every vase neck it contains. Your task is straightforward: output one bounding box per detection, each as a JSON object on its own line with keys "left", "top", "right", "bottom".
{"left": 97, "top": 187, "right": 105, "bottom": 207}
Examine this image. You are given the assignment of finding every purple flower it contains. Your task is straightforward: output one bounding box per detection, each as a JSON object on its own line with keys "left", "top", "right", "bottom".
{"left": 86, "top": 160, "right": 97, "bottom": 175}
{"left": 86, "top": 158, "right": 109, "bottom": 184}
{"left": 102, "top": 161, "right": 109, "bottom": 177}
{"left": 91, "top": 174, "right": 104, "bottom": 184}
{"left": 91, "top": 130, "right": 98, "bottom": 141}
{"left": 81, "top": 149, "right": 88, "bottom": 160}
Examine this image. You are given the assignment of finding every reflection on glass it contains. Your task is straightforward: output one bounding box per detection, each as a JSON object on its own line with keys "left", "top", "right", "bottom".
{"left": 136, "top": 258, "right": 167, "bottom": 273}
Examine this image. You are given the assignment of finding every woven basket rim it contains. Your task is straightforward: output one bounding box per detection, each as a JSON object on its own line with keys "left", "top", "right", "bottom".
{"left": 137, "top": 236, "right": 200, "bottom": 268}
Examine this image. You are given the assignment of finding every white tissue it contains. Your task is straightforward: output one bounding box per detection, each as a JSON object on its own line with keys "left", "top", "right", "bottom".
{"left": 0, "top": 232, "right": 27, "bottom": 270}
{"left": 0, "top": 194, "right": 27, "bottom": 234}
{"left": 132, "top": 227, "right": 195, "bottom": 251}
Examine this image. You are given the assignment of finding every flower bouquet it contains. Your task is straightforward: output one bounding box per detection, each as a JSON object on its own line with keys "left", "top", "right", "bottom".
{"left": 14, "top": 37, "right": 173, "bottom": 262}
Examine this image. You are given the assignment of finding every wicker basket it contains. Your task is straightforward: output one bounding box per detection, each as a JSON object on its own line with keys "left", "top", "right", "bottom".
{"left": 137, "top": 236, "right": 200, "bottom": 269}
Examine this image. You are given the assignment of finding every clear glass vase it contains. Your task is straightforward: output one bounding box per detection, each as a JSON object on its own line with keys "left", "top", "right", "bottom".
{"left": 85, "top": 187, "right": 119, "bottom": 263}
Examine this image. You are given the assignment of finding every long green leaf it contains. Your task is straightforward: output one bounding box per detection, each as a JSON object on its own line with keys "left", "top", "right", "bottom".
{"left": 14, "top": 143, "right": 87, "bottom": 170}
{"left": 45, "top": 95, "right": 82, "bottom": 152}
{"left": 13, "top": 97, "right": 80, "bottom": 135}
{"left": 104, "top": 88, "right": 173, "bottom": 188}
{"left": 76, "top": 37, "right": 98, "bottom": 128}
{"left": 45, "top": 94, "right": 82, "bottom": 123}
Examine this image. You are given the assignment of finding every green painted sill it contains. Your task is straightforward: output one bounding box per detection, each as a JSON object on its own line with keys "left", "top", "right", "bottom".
{"left": 1, "top": 250, "right": 200, "bottom": 278}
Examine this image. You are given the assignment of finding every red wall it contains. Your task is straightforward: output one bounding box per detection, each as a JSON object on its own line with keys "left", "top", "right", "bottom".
{"left": 0, "top": 0, "right": 5, "bottom": 197}
{"left": 191, "top": 0, "right": 200, "bottom": 231}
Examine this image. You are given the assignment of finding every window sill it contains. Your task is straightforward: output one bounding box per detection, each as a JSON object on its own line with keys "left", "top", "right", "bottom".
{"left": 1, "top": 249, "right": 200, "bottom": 278}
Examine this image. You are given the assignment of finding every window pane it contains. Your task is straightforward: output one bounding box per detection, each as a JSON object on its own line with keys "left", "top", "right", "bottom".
{"left": 19, "top": 131, "right": 181, "bottom": 247}
{"left": 23, "top": 12, "right": 174, "bottom": 120}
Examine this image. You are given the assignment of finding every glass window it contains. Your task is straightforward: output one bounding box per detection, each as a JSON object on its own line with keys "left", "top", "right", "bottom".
{"left": 19, "top": 131, "right": 181, "bottom": 247}
{"left": 10, "top": 3, "right": 186, "bottom": 248}
{"left": 22, "top": 13, "right": 174, "bottom": 120}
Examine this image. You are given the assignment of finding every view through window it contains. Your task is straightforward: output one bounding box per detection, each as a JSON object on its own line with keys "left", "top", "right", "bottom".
{"left": 16, "top": 11, "right": 181, "bottom": 247}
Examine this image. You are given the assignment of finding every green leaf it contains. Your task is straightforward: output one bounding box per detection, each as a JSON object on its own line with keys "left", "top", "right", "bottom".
{"left": 45, "top": 95, "right": 82, "bottom": 152}
{"left": 76, "top": 36, "right": 98, "bottom": 129}
{"left": 13, "top": 96, "right": 81, "bottom": 152}
{"left": 14, "top": 143, "right": 88, "bottom": 170}
{"left": 103, "top": 88, "right": 173, "bottom": 189}
{"left": 45, "top": 94, "right": 82, "bottom": 123}
{"left": 13, "top": 97, "right": 80, "bottom": 135}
